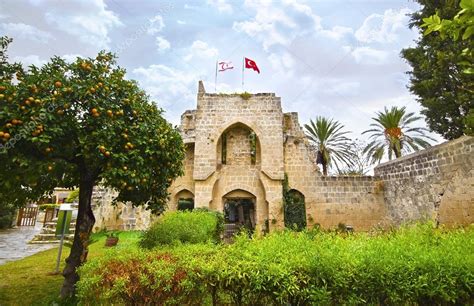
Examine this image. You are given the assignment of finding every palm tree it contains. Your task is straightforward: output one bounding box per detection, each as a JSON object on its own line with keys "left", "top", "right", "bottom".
{"left": 362, "top": 106, "right": 435, "bottom": 164}
{"left": 304, "top": 116, "right": 353, "bottom": 175}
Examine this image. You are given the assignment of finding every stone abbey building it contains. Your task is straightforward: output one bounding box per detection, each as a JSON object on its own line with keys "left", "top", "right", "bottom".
{"left": 92, "top": 81, "right": 474, "bottom": 232}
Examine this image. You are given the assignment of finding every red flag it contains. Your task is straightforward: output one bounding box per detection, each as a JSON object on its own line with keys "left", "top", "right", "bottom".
{"left": 244, "top": 57, "right": 260, "bottom": 74}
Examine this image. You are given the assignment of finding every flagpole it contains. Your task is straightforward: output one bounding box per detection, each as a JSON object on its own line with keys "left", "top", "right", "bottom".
{"left": 214, "top": 60, "right": 218, "bottom": 92}
{"left": 242, "top": 57, "right": 244, "bottom": 91}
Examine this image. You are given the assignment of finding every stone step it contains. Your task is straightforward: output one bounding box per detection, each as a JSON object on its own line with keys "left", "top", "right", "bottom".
{"left": 42, "top": 227, "right": 76, "bottom": 234}
{"left": 31, "top": 233, "right": 75, "bottom": 241}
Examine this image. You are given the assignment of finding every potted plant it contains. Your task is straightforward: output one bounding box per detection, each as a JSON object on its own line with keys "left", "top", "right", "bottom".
{"left": 105, "top": 230, "right": 119, "bottom": 247}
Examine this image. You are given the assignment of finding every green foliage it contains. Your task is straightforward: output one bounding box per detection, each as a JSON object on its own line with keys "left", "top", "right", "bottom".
{"left": 363, "top": 106, "right": 434, "bottom": 164}
{"left": 78, "top": 223, "right": 474, "bottom": 305}
{"left": 239, "top": 91, "right": 252, "bottom": 100}
{"left": 0, "top": 203, "right": 15, "bottom": 229}
{"left": 337, "top": 140, "right": 370, "bottom": 176}
{"left": 402, "top": 0, "right": 474, "bottom": 139}
{"left": 139, "top": 210, "right": 224, "bottom": 249}
{"left": 65, "top": 189, "right": 79, "bottom": 203}
{"left": 0, "top": 36, "right": 185, "bottom": 213}
{"left": 283, "top": 174, "right": 306, "bottom": 231}
{"left": 38, "top": 203, "right": 60, "bottom": 211}
{"left": 0, "top": 36, "right": 185, "bottom": 294}
{"left": 304, "top": 116, "right": 353, "bottom": 175}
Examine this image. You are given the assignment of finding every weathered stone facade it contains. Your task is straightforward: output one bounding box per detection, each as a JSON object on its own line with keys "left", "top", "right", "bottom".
{"left": 374, "top": 136, "right": 474, "bottom": 227}
{"left": 167, "top": 82, "right": 388, "bottom": 231}
{"left": 92, "top": 82, "right": 473, "bottom": 231}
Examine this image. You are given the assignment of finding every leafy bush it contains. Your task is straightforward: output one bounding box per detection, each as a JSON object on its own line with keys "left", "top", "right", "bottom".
{"left": 0, "top": 204, "right": 15, "bottom": 229}
{"left": 65, "top": 189, "right": 79, "bottom": 203}
{"left": 78, "top": 223, "right": 474, "bottom": 305}
{"left": 38, "top": 203, "right": 60, "bottom": 211}
{"left": 139, "top": 210, "right": 223, "bottom": 249}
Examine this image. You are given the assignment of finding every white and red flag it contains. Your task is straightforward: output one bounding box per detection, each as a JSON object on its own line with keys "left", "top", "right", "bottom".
{"left": 218, "top": 61, "right": 234, "bottom": 72}
{"left": 244, "top": 57, "right": 260, "bottom": 74}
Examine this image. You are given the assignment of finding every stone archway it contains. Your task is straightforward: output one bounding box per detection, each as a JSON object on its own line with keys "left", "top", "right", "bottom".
{"left": 222, "top": 189, "right": 256, "bottom": 238}
{"left": 216, "top": 122, "right": 262, "bottom": 167}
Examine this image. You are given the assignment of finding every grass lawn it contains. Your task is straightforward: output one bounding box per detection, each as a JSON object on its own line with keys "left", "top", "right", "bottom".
{"left": 0, "top": 231, "right": 142, "bottom": 306}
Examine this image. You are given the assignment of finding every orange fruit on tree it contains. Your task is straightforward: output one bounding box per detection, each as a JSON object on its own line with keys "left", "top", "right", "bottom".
{"left": 54, "top": 81, "right": 62, "bottom": 88}
{"left": 4, "top": 133, "right": 10, "bottom": 139}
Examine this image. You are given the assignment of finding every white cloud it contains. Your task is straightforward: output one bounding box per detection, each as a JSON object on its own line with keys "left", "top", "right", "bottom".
{"left": 0, "top": 23, "right": 53, "bottom": 43}
{"left": 351, "top": 46, "right": 390, "bottom": 64}
{"left": 268, "top": 52, "right": 295, "bottom": 73}
{"left": 319, "top": 79, "right": 360, "bottom": 96}
{"left": 320, "top": 26, "right": 354, "bottom": 40}
{"left": 147, "top": 15, "right": 165, "bottom": 34}
{"left": 13, "top": 54, "right": 47, "bottom": 67}
{"left": 44, "top": 0, "right": 122, "bottom": 49}
{"left": 207, "top": 0, "right": 233, "bottom": 13}
{"left": 355, "top": 8, "right": 412, "bottom": 43}
{"left": 62, "top": 54, "right": 84, "bottom": 63}
{"left": 233, "top": 0, "right": 303, "bottom": 50}
{"left": 184, "top": 40, "right": 218, "bottom": 61}
{"left": 132, "top": 64, "right": 200, "bottom": 123}
{"left": 177, "top": 20, "right": 186, "bottom": 25}
{"left": 156, "top": 36, "right": 170, "bottom": 52}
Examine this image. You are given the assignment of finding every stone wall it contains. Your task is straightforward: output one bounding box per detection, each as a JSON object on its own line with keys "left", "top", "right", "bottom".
{"left": 91, "top": 187, "right": 154, "bottom": 231}
{"left": 283, "top": 112, "right": 387, "bottom": 231}
{"left": 374, "top": 136, "right": 474, "bottom": 226}
{"left": 89, "top": 83, "right": 473, "bottom": 232}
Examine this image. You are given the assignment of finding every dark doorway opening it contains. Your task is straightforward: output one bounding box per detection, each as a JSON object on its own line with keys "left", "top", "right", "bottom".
{"left": 224, "top": 198, "right": 255, "bottom": 237}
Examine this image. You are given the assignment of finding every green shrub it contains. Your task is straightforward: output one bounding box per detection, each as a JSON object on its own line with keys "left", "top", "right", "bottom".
{"left": 38, "top": 203, "right": 60, "bottom": 211}
{"left": 139, "top": 210, "right": 223, "bottom": 249}
{"left": 78, "top": 223, "right": 474, "bottom": 305}
{"left": 0, "top": 204, "right": 16, "bottom": 229}
{"left": 65, "top": 189, "right": 79, "bottom": 203}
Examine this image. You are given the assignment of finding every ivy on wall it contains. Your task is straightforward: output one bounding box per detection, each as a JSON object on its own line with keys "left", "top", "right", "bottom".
{"left": 283, "top": 174, "right": 307, "bottom": 231}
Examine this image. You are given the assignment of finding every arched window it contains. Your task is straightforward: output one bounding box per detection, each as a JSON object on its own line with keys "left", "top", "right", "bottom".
{"left": 217, "top": 123, "right": 260, "bottom": 167}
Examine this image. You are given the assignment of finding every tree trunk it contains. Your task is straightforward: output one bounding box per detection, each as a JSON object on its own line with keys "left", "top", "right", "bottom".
{"left": 322, "top": 163, "right": 328, "bottom": 176}
{"left": 394, "top": 148, "right": 401, "bottom": 159}
{"left": 60, "top": 172, "right": 96, "bottom": 298}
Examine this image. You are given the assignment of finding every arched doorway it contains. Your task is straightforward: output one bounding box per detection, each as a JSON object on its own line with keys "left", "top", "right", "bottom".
{"left": 284, "top": 189, "right": 306, "bottom": 231}
{"left": 223, "top": 189, "right": 256, "bottom": 237}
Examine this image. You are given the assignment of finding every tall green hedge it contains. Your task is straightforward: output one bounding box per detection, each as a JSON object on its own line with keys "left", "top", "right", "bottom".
{"left": 139, "top": 210, "right": 223, "bottom": 249}
{"left": 78, "top": 223, "right": 474, "bottom": 305}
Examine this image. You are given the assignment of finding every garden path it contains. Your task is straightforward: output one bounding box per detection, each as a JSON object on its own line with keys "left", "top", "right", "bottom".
{"left": 0, "top": 221, "right": 54, "bottom": 265}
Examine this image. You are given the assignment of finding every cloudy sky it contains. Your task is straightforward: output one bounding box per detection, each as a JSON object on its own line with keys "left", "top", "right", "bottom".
{"left": 0, "top": 0, "right": 444, "bottom": 142}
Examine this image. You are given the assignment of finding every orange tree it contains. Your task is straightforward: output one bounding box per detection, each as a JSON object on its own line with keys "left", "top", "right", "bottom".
{"left": 0, "top": 37, "right": 185, "bottom": 297}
